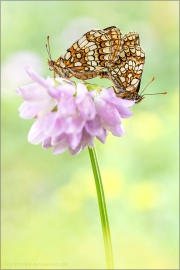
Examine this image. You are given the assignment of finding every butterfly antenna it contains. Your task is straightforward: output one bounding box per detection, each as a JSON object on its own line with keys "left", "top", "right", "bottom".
{"left": 140, "top": 77, "right": 167, "bottom": 97}
{"left": 46, "top": 36, "right": 52, "bottom": 60}
{"left": 140, "top": 77, "right": 155, "bottom": 95}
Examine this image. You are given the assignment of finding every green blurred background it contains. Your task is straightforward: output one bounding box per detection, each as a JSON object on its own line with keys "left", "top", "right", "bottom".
{"left": 1, "top": 1, "right": 179, "bottom": 269}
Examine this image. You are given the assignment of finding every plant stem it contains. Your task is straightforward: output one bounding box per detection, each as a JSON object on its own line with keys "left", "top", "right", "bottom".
{"left": 88, "top": 146, "right": 114, "bottom": 269}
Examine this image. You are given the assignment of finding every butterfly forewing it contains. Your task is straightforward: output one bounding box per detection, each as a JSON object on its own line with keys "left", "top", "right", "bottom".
{"left": 60, "top": 29, "right": 111, "bottom": 80}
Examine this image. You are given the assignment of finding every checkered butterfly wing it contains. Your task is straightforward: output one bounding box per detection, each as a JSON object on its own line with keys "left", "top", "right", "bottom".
{"left": 122, "top": 31, "right": 140, "bottom": 46}
{"left": 47, "top": 26, "right": 122, "bottom": 80}
{"left": 101, "top": 32, "right": 145, "bottom": 102}
{"left": 103, "top": 26, "right": 122, "bottom": 65}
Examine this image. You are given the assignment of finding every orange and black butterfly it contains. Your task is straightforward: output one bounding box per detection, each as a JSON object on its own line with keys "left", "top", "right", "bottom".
{"left": 100, "top": 32, "right": 146, "bottom": 103}
{"left": 100, "top": 31, "right": 167, "bottom": 102}
{"left": 46, "top": 26, "right": 122, "bottom": 81}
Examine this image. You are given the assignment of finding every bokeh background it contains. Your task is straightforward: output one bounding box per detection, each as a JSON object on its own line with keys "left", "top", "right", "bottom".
{"left": 1, "top": 1, "right": 179, "bottom": 269}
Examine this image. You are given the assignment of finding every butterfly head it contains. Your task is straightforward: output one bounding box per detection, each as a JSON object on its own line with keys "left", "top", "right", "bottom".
{"left": 136, "top": 77, "right": 167, "bottom": 104}
{"left": 116, "top": 77, "right": 167, "bottom": 104}
{"left": 133, "top": 93, "right": 144, "bottom": 103}
{"left": 46, "top": 36, "right": 56, "bottom": 76}
{"left": 114, "top": 84, "right": 144, "bottom": 103}
{"left": 47, "top": 59, "right": 55, "bottom": 71}
{"left": 119, "top": 92, "right": 144, "bottom": 103}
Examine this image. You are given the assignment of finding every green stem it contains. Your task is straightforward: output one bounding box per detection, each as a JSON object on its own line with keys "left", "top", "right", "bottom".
{"left": 88, "top": 146, "right": 114, "bottom": 269}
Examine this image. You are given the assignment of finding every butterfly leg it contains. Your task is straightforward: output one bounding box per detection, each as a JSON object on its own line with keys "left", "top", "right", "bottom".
{"left": 99, "top": 71, "right": 110, "bottom": 79}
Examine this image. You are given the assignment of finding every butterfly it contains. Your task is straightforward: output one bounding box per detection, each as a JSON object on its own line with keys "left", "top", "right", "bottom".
{"left": 46, "top": 26, "right": 122, "bottom": 81}
{"left": 100, "top": 32, "right": 146, "bottom": 103}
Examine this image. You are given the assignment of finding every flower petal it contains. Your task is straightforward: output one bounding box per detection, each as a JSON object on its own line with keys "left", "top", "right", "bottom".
{"left": 95, "top": 98, "right": 121, "bottom": 125}
{"left": 42, "top": 137, "right": 52, "bottom": 149}
{"left": 48, "top": 83, "right": 76, "bottom": 99}
{"left": 43, "top": 112, "right": 64, "bottom": 136}
{"left": 25, "top": 65, "right": 52, "bottom": 88}
{"left": 53, "top": 136, "right": 69, "bottom": 154}
{"left": 67, "top": 132, "right": 82, "bottom": 149}
{"left": 62, "top": 115, "right": 85, "bottom": 134}
{"left": 15, "top": 83, "right": 50, "bottom": 101}
{"left": 110, "top": 123, "right": 125, "bottom": 136}
{"left": 80, "top": 129, "right": 94, "bottom": 149}
{"left": 76, "top": 83, "right": 88, "bottom": 103}
{"left": 57, "top": 95, "right": 76, "bottom": 117}
{"left": 69, "top": 144, "right": 82, "bottom": 155}
{"left": 18, "top": 98, "right": 56, "bottom": 119}
{"left": 77, "top": 95, "right": 96, "bottom": 120}
{"left": 85, "top": 115, "right": 104, "bottom": 137}
{"left": 28, "top": 119, "right": 47, "bottom": 144}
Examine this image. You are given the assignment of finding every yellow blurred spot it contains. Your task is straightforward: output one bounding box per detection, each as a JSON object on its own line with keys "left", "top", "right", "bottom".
{"left": 54, "top": 168, "right": 124, "bottom": 211}
{"left": 132, "top": 112, "right": 164, "bottom": 142}
{"left": 55, "top": 182, "right": 86, "bottom": 212}
{"left": 101, "top": 170, "right": 124, "bottom": 198}
{"left": 128, "top": 181, "right": 158, "bottom": 211}
{"left": 54, "top": 169, "right": 92, "bottom": 212}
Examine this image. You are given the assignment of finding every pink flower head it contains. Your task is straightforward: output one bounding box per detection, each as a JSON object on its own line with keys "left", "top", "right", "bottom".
{"left": 15, "top": 65, "right": 134, "bottom": 155}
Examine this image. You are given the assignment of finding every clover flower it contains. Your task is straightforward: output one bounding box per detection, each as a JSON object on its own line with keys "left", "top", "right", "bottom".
{"left": 15, "top": 65, "right": 134, "bottom": 155}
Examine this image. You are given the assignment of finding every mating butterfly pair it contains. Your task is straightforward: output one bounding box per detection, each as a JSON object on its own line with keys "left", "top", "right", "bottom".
{"left": 46, "top": 26, "right": 166, "bottom": 103}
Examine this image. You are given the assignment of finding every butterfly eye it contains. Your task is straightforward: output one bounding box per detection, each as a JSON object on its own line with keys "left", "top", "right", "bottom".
{"left": 48, "top": 60, "right": 54, "bottom": 71}
{"left": 134, "top": 94, "right": 139, "bottom": 100}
